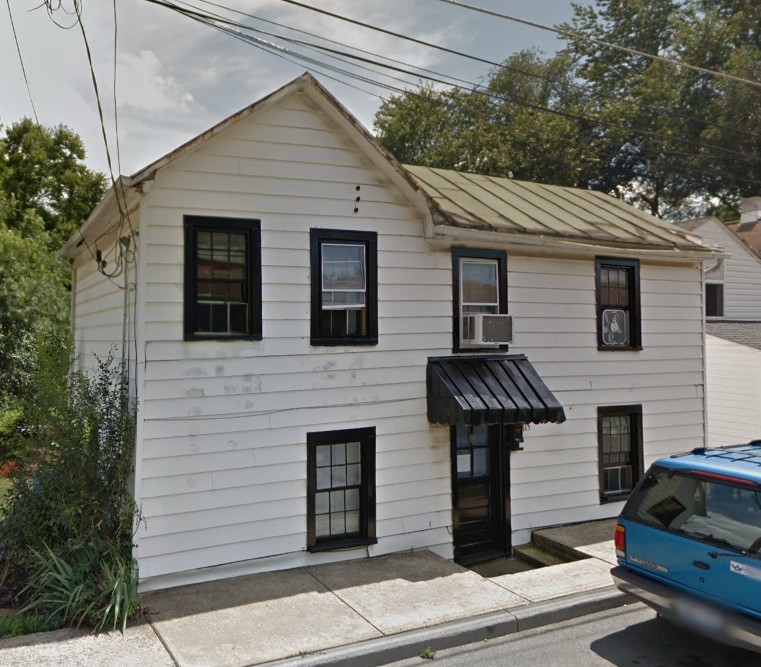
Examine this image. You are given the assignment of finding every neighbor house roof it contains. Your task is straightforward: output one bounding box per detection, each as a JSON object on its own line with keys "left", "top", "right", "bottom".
{"left": 61, "top": 72, "right": 721, "bottom": 261}
{"left": 707, "top": 322, "right": 761, "bottom": 351}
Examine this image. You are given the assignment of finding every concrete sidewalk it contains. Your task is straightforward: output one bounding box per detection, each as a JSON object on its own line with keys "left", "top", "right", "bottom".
{"left": 0, "top": 520, "right": 630, "bottom": 667}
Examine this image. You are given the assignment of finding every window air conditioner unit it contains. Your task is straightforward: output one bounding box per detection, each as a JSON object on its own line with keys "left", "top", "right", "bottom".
{"left": 462, "top": 314, "right": 513, "bottom": 345}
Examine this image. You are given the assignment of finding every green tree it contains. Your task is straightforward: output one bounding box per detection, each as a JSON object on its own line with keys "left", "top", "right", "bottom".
{"left": 0, "top": 118, "right": 106, "bottom": 250}
{"left": 0, "top": 119, "right": 103, "bottom": 462}
{"left": 374, "top": 50, "right": 603, "bottom": 188}
{"left": 561, "top": 0, "right": 761, "bottom": 216}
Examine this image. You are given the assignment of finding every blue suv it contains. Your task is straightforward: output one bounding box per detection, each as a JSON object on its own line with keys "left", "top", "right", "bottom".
{"left": 612, "top": 442, "right": 761, "bottom": 653}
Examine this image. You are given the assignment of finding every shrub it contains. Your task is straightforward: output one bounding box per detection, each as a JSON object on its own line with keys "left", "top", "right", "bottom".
{"left": 0, "top": 349, "right": 140, "bottom": 632}
{"left": 0, "top": 610, "right": 59, "bottom": 639}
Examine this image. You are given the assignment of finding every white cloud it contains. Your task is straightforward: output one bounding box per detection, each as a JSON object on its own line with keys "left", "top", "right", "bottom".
{"left": 117, "top": 50, "right": 197, "bottom": 114}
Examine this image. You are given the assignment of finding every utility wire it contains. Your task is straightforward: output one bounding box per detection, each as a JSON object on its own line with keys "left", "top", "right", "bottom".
{"left": 433, "top": 0, "right": 761, "bottom": 92}
{"left": 5, "top": 0, "right": 39, "bottom": 123}
{"left": 151, "top": 0, "right": 761, "bottom": 172}
{"left": 151, "top": 0, "right": 761, "bottom": 193}
{"left": 192, "top": 0, "right": 760, "bottom": 143}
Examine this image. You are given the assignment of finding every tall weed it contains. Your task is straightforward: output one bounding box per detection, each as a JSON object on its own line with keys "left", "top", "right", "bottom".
{"left": 0, "top": 348, "right": 140, "bottom": 632}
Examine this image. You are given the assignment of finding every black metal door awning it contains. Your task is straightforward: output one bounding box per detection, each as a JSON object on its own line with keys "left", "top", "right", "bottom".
{"left": 427, "top": 355, "right": 566, "bottom": 427}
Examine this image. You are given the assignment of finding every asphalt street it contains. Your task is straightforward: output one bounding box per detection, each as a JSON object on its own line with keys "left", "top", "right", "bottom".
{"left": 383, "top": 603, "right": 758, "bottom": 667}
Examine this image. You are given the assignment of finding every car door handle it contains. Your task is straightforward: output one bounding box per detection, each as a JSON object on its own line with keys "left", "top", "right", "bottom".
{"left": 693, "top": 561, "right": 710, "bottom": 570}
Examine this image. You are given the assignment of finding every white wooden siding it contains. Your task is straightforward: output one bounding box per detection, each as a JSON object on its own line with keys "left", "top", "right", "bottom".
{"left": 688, "top": 219, "right": 761, "bottom": 320}
{"left": 705, "top": 335, "right": 761, "bottom": 446}
{"left": 508, "top": 258, "right": 705, "bottom": 545}
{"left": 72, "top": 231, "right": 135, "bottom": 372}
{"left": 106, "top": 90, "right": 707, "bottom": 588}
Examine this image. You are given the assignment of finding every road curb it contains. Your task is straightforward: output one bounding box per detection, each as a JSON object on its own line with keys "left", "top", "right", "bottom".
{"left": 265, "top": 586, "right": 631, "bottom": 667}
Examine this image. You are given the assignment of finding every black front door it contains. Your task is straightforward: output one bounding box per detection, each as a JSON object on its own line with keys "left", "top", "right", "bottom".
{"left": 451, "top": 424, "right": 511, "bottom": 564}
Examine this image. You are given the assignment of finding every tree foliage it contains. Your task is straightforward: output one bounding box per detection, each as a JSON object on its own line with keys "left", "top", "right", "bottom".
{"left": 0, "top": 119, "right": 104, "bottom": 460}
{"left": 374, "top": 1, "right": 761, "bottom": 218}
{"left": 0, "top": 118, "right": 106, "bottom": 250}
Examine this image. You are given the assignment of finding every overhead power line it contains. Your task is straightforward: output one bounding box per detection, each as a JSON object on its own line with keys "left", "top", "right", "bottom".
{"left": 5, "top": 0, "right": 39, "bottom": 123}
{"left": 147, "top": 0, "right": 761, "bottom": 173}
{"left": 433, "top": 0, "right": 761, "bottom": 92}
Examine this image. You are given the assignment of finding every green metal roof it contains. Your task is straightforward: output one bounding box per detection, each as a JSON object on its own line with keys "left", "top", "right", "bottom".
{"left": 405, "top": 165, "right": 718, "bottom": 254}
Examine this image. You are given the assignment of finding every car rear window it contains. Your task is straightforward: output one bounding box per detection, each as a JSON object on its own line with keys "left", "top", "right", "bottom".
{"left": 622, "top": 466, "right": 761, "bottom": 552}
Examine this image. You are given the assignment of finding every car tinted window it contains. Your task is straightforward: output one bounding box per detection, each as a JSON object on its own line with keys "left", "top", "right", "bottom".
{"left": 623, "top": 467, "right": 761, "bottom": 551}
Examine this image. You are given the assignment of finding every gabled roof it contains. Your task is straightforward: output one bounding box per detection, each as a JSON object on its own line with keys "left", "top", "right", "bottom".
{"left": 61, "top": 72, "right": 721, "bottom": 261}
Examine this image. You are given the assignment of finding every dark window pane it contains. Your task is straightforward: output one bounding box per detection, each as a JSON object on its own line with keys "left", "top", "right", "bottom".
{"left": 210, "top": 303, "right": 226, "bottom": 332}
{"left": 196, "top": 304, "right": 211, "bottom": 332}
{"left": 229, "top": 304, "right": 247, "bottom": 333}
{"left": 706, "top": 284, "right": 724, "bottom": 317}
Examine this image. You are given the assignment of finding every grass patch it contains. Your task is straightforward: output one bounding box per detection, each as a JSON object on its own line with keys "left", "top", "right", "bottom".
{"left": 0, "top": 611, "right": 60, "bottom": 639}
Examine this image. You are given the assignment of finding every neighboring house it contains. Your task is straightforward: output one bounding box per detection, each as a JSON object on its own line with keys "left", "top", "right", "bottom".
{"left": 59, "top": 73, "right": 719, "bottom": 591}
{"left": 676, "top": 205, "right": 761, "bottom": 447}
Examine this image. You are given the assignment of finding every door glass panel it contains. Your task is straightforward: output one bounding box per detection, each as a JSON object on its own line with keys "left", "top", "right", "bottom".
{"left": 457, "top": 453, "right": 471, "bottom": 477}
{"left": 473, "top": 447, "right": 489, "bottom": 476}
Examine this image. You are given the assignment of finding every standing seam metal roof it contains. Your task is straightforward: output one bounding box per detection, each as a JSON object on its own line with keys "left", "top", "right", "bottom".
{"left": 405, "top": 165, "right": 719, "bottom": 253}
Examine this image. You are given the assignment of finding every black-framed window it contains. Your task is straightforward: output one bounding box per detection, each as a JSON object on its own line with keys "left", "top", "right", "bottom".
{"left": 452, "top": 248, "right": 508, "bottom": 352}
{"left": 307, "top": 427, "right": 376, "bottom": 551}
{"left": 706, "top": 283, "right": 724, "bottom": 318}
{"left": 595, "top": 258, "right": 641, "bottom": 350}
{"left": 184, "top": 216, "right": 262, "bottom": 340}
{"left": 598, "top": 405, "right": 643, "bottom": 503}
{"left": 310, "top": 229, "right": 378, "bottom": 345}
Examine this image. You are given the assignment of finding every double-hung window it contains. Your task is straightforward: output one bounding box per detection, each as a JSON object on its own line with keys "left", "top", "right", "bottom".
{"left": 598, "top": 405, "right": 643, "bottom": 502}
{"left": 595, "top": 258, "right": 641, "bottom": 350}
{"left": 310, "top": 229, "right": 377, "bottom": 345}
{"left": 306, "top": 427, "right": 376, "bottom": 551}
{"left": 184, "top": 216, "right": 262, "bottom": 340}
{"left": 452, "top": 248, "right": 508, "bottom": 351}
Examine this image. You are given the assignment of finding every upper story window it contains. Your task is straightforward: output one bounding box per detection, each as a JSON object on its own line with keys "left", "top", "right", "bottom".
{"left": 595, "top": 258, "right": 641, "bottom": 350}
{"left": 706, "top": 283, "right": 724, "bottom": 318}
{"left": 705, "top": 258, "right": 724, "bottom": 318}
{"left": 310, "top": 229, "right": 377, "bottom": 345}
{"left": 598, "top": 405, "right": 643, "bottom": 503}
{"left": 184, "top": 216, "right": 261, "bottom": 340}
{"left": 452, "top": 248, "right": 508, "bottom": 352}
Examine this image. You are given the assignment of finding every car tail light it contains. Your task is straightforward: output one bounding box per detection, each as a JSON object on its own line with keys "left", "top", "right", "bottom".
{"left": 614, "top": 523, "right": 626, "bottom": 559}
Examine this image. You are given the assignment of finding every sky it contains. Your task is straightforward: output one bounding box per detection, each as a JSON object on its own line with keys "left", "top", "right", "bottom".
{"left": 1, "top": 0, "right": 588, "bottom": 176}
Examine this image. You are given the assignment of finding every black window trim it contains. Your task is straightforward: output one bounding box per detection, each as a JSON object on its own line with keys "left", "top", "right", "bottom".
{"left": 597, "top": 404, "right": 644, "bottom": 504}
{"left": 310, "top": 228, "right": 378, "bottom": 346}
{"left": 183, "top": 215, "right": 262, "bottom": 341}
{"left": 306, "top": 426, "right": 377, "bottom": 552}
{"left": 595, "top": 257, "right": 642, "bottom": 351}
{"left": 451, "top": 247, "right": 508, "bottom": 353}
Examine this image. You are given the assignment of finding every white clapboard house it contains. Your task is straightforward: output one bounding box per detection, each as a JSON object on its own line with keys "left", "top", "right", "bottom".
{"left": 59, "top": 73, "right": 720, "bottom": 591}
{"left": 677, "top": 202, "right": 761, "bottom": 446}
